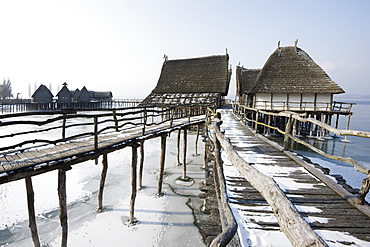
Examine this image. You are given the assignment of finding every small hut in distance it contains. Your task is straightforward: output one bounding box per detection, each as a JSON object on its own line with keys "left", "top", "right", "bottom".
{"left": 32, "top": 85, "right": 54, "bottom": 103}
{"left": 56, "top": 82, "right": 73, "bottom": 103}
{"left": 140, "top": 53, "right": 231, "bottom": 108}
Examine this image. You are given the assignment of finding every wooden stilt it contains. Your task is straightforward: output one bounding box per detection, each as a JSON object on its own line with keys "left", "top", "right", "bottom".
{"left": 176, "top": 129, "right": 181, "bottom": 165}
{"left": 194, "top": 124, "right": 200, "bottom": 156}
{"left": 130, "top": 143, "right": 138, "bottom": 224}
{"left": 25, "top": 176, "right": 41, "bottom": 247}
{"left": 138, "top": 140, "right": 145, "bottom": 189}
{"left": 58, "top": 169, "right": 68, "bottom": 247}
{"left": 157, "top": 134, "right": 167, "bottom": 196}
{"left": 341, "top": 114, "right": 352, "bottom": 143}
{"left": 97, "top": 154, "right": 108, "bottom": 212}
{"left": 182, "top": 128, "right": 188, "bottom": 179}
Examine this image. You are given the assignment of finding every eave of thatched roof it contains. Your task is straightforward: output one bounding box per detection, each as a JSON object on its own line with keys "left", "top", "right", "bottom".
{"left": 152, "top": 54, "right": 230, "bottom": 95}
{"left": 236, "top": 66, "right": 261, "bottom": 96}
{"left": 247, "top": 46, "right": 345, "bottom": 94}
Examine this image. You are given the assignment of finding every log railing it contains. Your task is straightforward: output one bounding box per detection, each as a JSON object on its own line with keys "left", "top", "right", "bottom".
{"left": 244, "top": 100, "right": 355, "bottom": 113}
{"left": 0, "top": 105, "right": 206, "bottom": 155}
{"left": 206, "top": 113, "right": 327, "bottom": 247}
{"left": 232, "top": 102, "right": 370, "bottom": 205}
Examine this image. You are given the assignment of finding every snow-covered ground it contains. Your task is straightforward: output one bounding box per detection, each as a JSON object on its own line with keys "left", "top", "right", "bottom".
{"left": 0, "top": 133, "right": 205, "bottom": 247}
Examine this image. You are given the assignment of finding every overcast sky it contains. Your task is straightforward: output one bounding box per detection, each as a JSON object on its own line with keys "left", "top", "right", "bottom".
{"left": 1, "top": 0, "right": 369, "bottom": 99}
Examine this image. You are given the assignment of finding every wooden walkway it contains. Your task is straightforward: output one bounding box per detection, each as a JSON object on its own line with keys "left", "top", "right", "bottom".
{"left": 218, "top": 109, "right": 370, "bottom": 245}
{"left": 0, "top": 115, "right": 205, "bottom": 184}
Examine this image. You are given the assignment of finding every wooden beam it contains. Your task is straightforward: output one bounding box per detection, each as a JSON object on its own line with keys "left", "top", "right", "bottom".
{"left": 25, "top": 176, "right": 41, "bottom": 247}
{"left": 97, "top": 154, "right": 108, "bottom": 212}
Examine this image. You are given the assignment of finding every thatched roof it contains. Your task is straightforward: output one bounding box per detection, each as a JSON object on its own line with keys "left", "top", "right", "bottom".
{"left": 247, "top": 46, "right": 345, "bottom": 94}
{"left": 236, "top": 66, "right": 260, "bottom": 96}
{"left": 140, "top": 54, "right": 230, "bottom": 106}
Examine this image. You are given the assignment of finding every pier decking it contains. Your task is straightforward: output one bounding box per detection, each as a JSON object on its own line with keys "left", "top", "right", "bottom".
{"left": 217, "top": 109, "right": 370, "bottom": 245}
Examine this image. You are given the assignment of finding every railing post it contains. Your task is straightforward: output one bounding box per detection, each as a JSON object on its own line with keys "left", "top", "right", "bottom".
{"left": 62, "top": 113, "right": 67, "bottom": 139}
{"left": 356, "top": 174, "right": 370, "bottom": 205}
{"left": 113, "top": 110, "right": 119, "bottom": 131}
{"left": 283, "top": 115, "right": 293, "bottom": 150}
{"left": 142, "top": 108, "right": 147, "bottom": 135}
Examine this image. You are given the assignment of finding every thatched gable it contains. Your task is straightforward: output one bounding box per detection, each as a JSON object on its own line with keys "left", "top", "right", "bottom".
{"left": 140, "top": 54, "right": 231, "bottom": 107}
{"left": 236, "top": 66, "right": 261, "bottom": 97}
{"left": 247, "top": 46, "right": 345, "bottom": 94}
{"left": 56, "top": 84, "right": 72, "bottom": 103}
{"left": 32, "top": 84, "right": 53, "bottom": 103}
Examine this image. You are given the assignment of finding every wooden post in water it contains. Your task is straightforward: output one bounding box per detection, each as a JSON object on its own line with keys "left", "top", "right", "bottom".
{"left": 97, "top": 154, "right": 108, "bottom": 212}
{"left": 157, "top": 134, "right": 167, "bottom": 196}
{"left": 138, "top": 140, "right": 145, "bottom": 189}
{"left": 25, "top": 176, "right": 41, "bottom": 247}
{"left": 130, "top": 143, "right": 138, "bottom": 224}
{"left": 58, "top": 168, "right": 68, "bottom": 247}
{"left": 176, "top": 129, "right": 181, "bottom": 165}
{"left": 341, "top": 114, "right": 352, "bottom": 143}
{"left": 182, "top": 128, "right": 188, "bottom": 179}
{"left": 194, "top": 124, "right": 200, "bottom": 156}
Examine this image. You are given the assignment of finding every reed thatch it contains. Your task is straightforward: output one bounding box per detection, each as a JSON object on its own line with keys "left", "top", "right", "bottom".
{"left": 140, "top": 54, "right": 231, "bottom": 107}
{"left": 247, "top": 46, "right": 345, "bottom": 94}
{"left": 236, "top": 66, "right": 261, "bottom": 97}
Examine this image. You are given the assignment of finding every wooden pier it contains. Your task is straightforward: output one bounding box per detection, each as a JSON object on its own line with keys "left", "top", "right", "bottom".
{"left": 1, "top": 105, "right": 370, "bottom": 246}
{"left": 213, "top": 109, "right": 370, "bottom": 245}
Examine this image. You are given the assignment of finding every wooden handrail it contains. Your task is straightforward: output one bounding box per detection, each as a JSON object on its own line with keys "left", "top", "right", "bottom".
{"left": 209, "top": 119, "right": 327, "bottom": 247}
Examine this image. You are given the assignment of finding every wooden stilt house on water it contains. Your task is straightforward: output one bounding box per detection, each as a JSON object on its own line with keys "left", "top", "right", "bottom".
{"left": 140, "top": 53, "right": 231, "bottom": 110}
{"left": 235, "top": 42, "right": 355, "bottom": 137}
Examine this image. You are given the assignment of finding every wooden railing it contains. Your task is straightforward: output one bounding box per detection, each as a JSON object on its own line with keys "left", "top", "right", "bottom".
{"left": 207, "top": 114, "right": 327, "bottom": 247}
{"left": 232, "top": 102, "right": 370, "bottom": 205}
{"left": 243, "top": 100, "right": 355, "bottom": 113}
{"left": 0, "top": 105, "right": 206, "bottom": 155}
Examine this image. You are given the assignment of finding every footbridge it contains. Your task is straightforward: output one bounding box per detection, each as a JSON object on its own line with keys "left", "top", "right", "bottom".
{"left": 1, "top": 105, "right": 370, "bottom": 246}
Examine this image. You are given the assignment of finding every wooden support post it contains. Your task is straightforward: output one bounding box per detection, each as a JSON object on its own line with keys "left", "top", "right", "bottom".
{"left": 176, "top": 129, "right": 181, "bottom": 165}
{"left": 182, "top": 128, "right": 188, "bottom": 179}
{"left": 283, "top": 115, "right": 293, "bottom": 150}
{"left": 130, "top": 143, "right": 138, "bottom": 224}
{"left": 356, "top": 175, "right": 370, "bottom": 205}
{"left": 138, "top": 141, "right": 145, "bottom": 189}
{"left": 25, "top": 176, "right": 41, "bottom": 247}
{"left": 341, "top": 114, "right": 352, "bottom": 143}
{"left": 194, "top": 124, "right": 200, "bottom": 156}
{"left": 58, "top": 169, "right": 68, "bottom": 247}
{"left": 97, "top": 154, "right": 108, "bottom": 212}
{"left": 157, "top": 134, "right": 167, "bottom": 196}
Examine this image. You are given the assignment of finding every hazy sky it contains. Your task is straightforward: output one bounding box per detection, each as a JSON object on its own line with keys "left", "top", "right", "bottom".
{"left": 1, "top": 0, "right": 369, "bottom": 99}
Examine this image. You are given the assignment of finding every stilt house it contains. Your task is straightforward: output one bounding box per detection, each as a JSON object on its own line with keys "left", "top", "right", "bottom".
{"left": 32, "top": 85, "right": 53, "bottom": 103}
{"left": 238, "top": 44, "right": 345, "bottom": 112}
{"left": 56, "top": 82, "right": 72, "bottom": 103}
{"left": 140, "top": 54, "right": 231, "bottom": 108}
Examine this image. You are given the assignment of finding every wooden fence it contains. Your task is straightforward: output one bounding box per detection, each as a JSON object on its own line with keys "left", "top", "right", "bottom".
{"left": 232, "top": 102, "right": 370, "bottom": 205}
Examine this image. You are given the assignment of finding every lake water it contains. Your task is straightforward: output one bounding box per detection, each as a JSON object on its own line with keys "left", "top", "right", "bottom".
{"left": 268, "top": 101, "right": 370, "bottom": 202}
